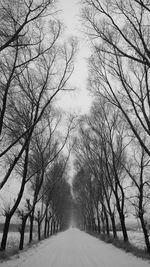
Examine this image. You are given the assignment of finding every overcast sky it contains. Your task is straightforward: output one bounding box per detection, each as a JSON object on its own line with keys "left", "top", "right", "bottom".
{"left": 56, "top": 0, "right": 92, "bottom": 114}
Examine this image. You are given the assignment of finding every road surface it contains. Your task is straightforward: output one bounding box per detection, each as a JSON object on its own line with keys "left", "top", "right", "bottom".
{"left": 1, "top": 228, "right": 150, "bottom": 267}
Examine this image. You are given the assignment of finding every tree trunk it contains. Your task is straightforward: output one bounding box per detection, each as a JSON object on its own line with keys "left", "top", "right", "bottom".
{"left": 29, "top": 208, "right": 35, "bottom": 243}
{"left": 96, "top": 209, "right": 101, "bottom": 234}
{"left": 139, "top": 215, "right": 150, "bottom": 253}
{"left": 38, "top": 221, "right": 41, "bottom": 241}
{"left": 44, "top": 208, "right": 48, "bottom": 238}
{"left": 83, "top": 217, "right": 87, "bottom": 231}
{"left": 47, "top": 220, "right": 50, "bottom": 237}
{"left": 19, "top": 216, "right": 28, "bottom": 250}
{"left": 104, "top": 210, "right": 110, "bottom": 236}
{"left": 44, "top": 219, "right": 47, "bottom": 238}
{"left": 116, "top": 195, "right": 128, "bottom": 242}
{"left": 0, "top": 215, "right": 11, "bottom": 250}
{"left": 111, "top": 214, "right": 117, "bottom": 239}
{"left": 119, "top": 212, "right": 128, "bottom": 242}
{"left": 56, "top": 221, "right": 59, "bottom": 233}
{"left": 101, "top": 210, "right": 105, "bottom": 235}
{"left": 50, "top": 220, "right": 53, "bottom": 236}
{"left": 53, "top": 221, "right": 56, "bottom": 234}
{"left": 88, "top": 218, "right": 92, "bottom": 231}
{"left": 92, "top": 217, "right": 96, "bottom": 232}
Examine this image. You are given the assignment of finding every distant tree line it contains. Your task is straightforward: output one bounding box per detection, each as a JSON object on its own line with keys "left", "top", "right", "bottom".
{"left": 73, "top": 0, "right": 150, "bottom": 254}
{"left": 0, "top": 0, "right": 76, "bottom": 251}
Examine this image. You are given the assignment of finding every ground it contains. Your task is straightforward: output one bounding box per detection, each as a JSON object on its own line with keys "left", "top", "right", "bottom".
{"left": 1, "top": 228, "right": 150, "bottom": 267}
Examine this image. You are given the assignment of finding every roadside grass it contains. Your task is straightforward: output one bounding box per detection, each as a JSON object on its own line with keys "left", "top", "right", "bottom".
{"left": 0, "top": 232, "right": 57, "bottom": 262}
{"left": 87, "top": 231, "right": 150, "bottom": 261}
{"left": 0, "top": 238, "right": 39, "bottom": 262}
{"left": 0, "top": 229, "right": 39, "bottom": 262}
{"left": 0, "top": 247, "right": 19, "bottom": 261}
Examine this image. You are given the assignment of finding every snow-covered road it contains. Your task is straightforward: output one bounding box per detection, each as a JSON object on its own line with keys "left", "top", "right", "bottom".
{"left": 1, "top": 228, "right": 150, "bottom": 267}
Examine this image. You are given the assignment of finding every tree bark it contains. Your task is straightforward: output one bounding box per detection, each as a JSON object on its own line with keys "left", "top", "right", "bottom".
{"left": 53, "top": 220, "right": 56, "bottom": 234}
{"left": 29, "top": 208, "right": 35, "bottom": 243}
{"left": 115, "top": 192, "right": 128, "bottom": 242}
{"left": 119, "top": 212, "right": 128, "bottom": 242}
{"left": 44, "top": 208, "right": 48, "bottom": 238}
{"left": 101, "top": 210, "right": 105, "bottom": 235}
{"left": 50, "top": 220, "right": 53, "bottom": 236}
{"left": 47, "top": 220, "right": 50, "bottom": 237}
{"left": 96, "top": 208, "right": 101, "bottom": 234}
{"left": 0, "top": 215, "right": 11, "bottom": 250}
{"left": 139, "top": 214, "right": 150, "bottom": 253}
{"left": 104, "top": 209, "right": 110, "bottom": 236}
{"left": 19, "top": 216, "right": 28, "bottom": 250}
{"left": 38, "top": 221, "right": 41, "bottom": 241}
{"left": 111, "top": 214, "right": 117, "bottom": 239}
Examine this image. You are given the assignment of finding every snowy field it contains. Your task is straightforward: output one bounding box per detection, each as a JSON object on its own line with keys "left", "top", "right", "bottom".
{"left": 0, "top": 232, "right": 37, "bottom": 249}
{"left": 115, "top": 230, "right": 146, "bottom": 249}
{"left": 1, "top": 228, "right": 150, "bottom": 267}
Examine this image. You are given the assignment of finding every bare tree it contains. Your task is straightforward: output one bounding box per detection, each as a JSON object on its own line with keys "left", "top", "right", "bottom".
{"left": 0, "top": 40, "right": 76, "bottom": 251}
{"left": 73, "top": 98, "right": 129, "bottom": 241}
{"left": 0, "top": 0, "right": 57, "bottom": 136}
{"left": 0, "top": 0, "right": 77, "bottom": 198}
{"left": 17, "top": 199, "right": 32, "bottom": 250}
{"left": 123, "top": 142, "right": 150, "bottom": 253}
{"left": 82, "top": 0, "right": 150, "bottom": 157}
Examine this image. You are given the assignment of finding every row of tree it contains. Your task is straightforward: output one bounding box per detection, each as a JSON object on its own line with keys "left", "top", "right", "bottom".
{"left": 73, "top": 0, "right": 150, "bottom": 254}
{"left": 0, "top": 0, "right": 76, "bottom": 251}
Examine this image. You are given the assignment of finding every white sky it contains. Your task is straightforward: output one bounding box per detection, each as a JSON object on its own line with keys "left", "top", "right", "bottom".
{"left": 56, "top": 0, "right": 92, "bottom": 114}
